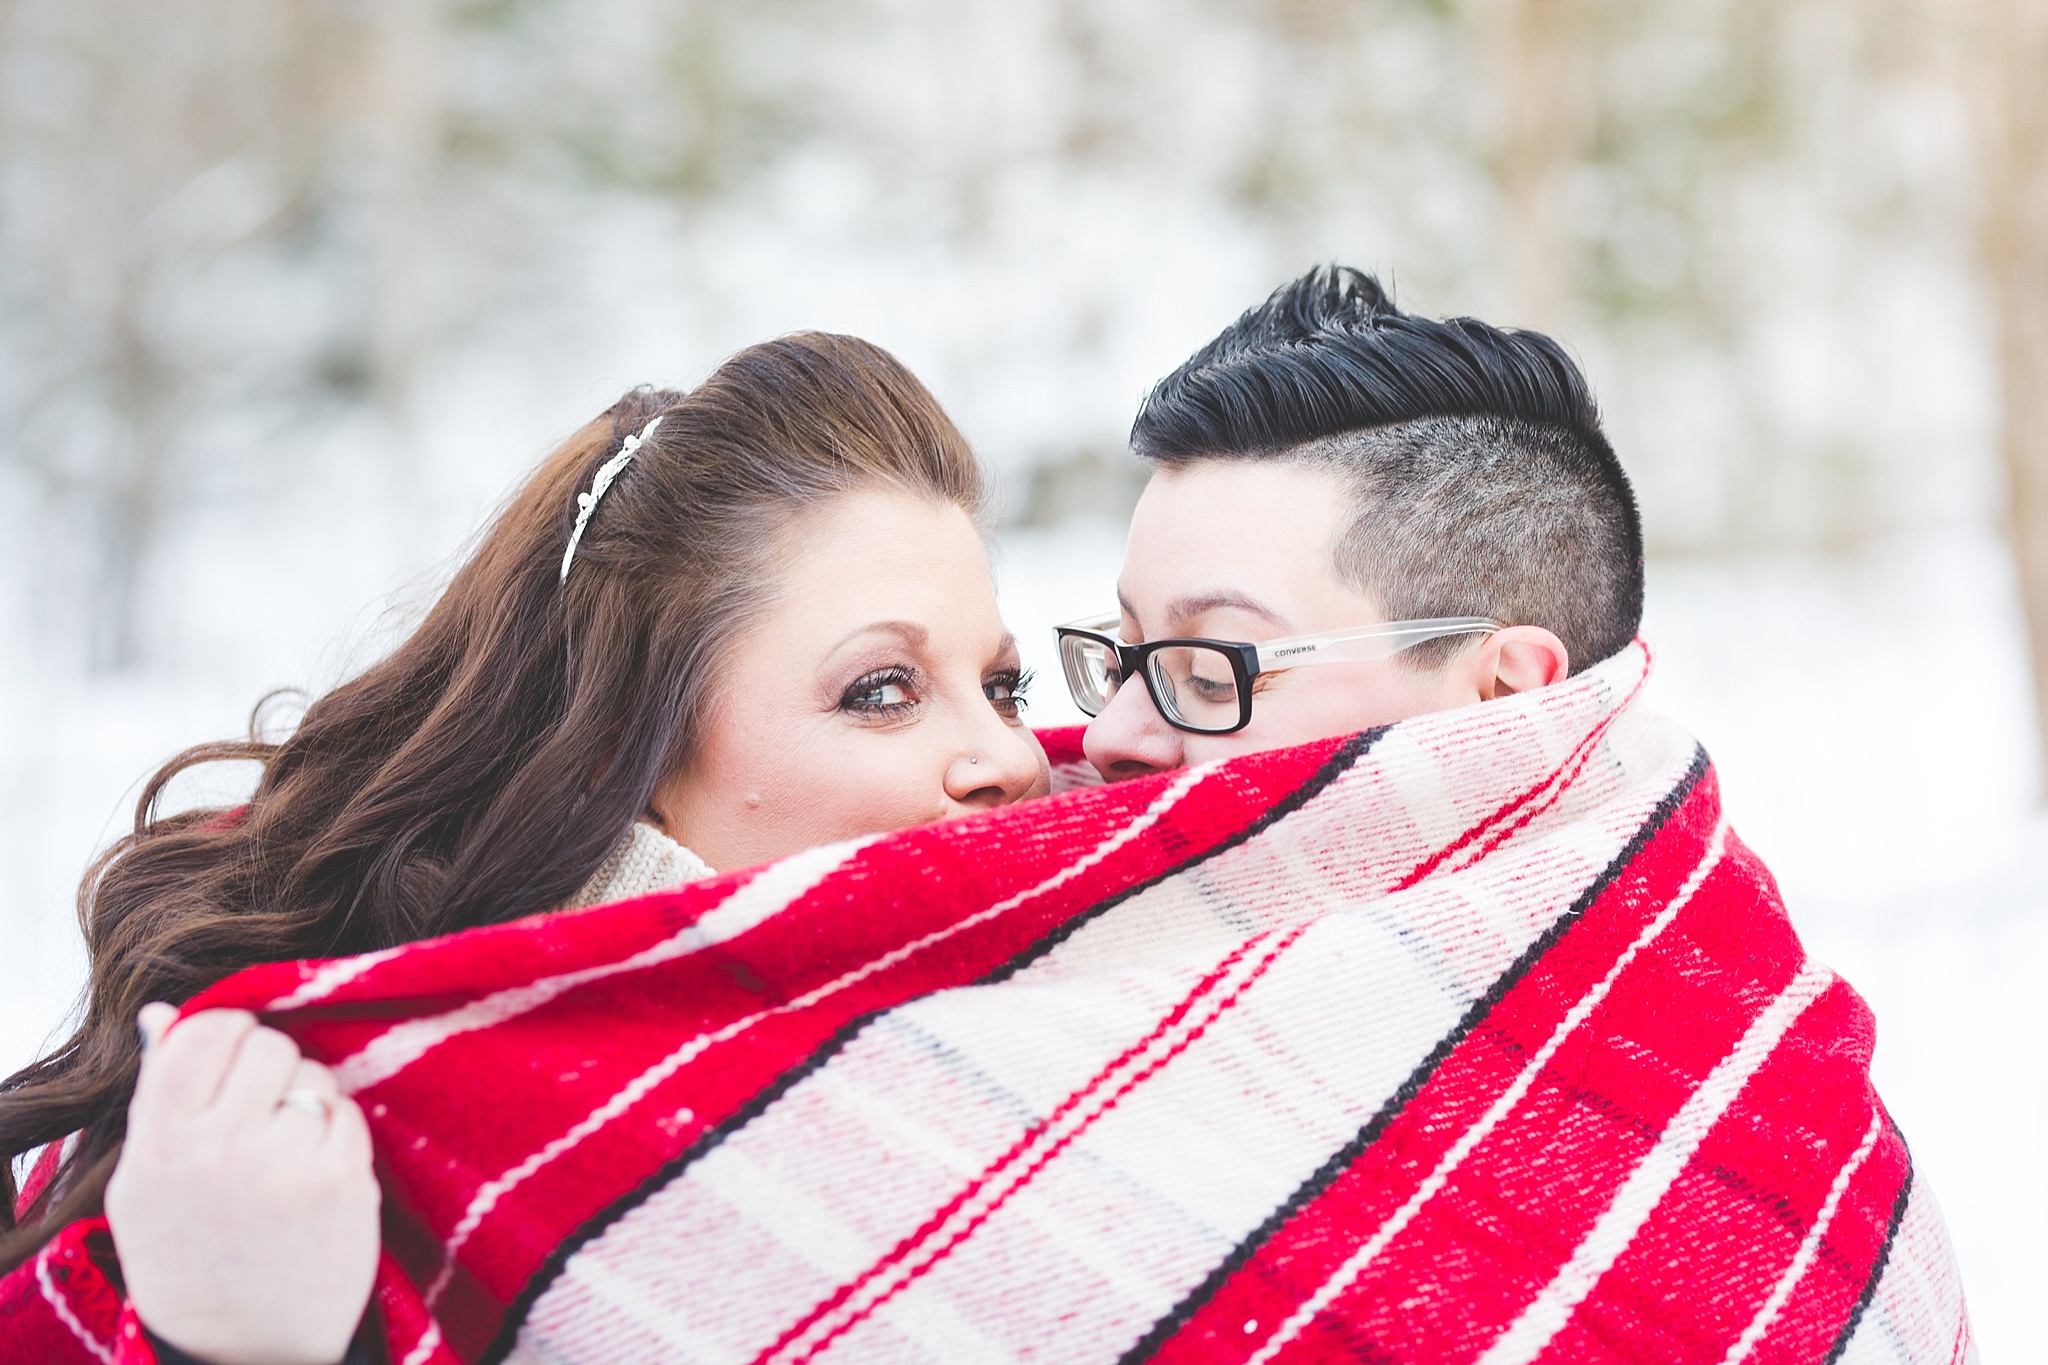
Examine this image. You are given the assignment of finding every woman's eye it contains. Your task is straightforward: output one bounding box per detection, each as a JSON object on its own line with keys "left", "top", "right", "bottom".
{"left": 984, "top": 668, "right": 1033, "bottom": 717}
{"left": 841, "top": 669, "right": 919, "bottom": 716}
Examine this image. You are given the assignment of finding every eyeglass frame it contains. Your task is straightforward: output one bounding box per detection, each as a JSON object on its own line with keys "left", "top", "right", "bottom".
{"left": 1053, "top": 613, "right": 1505, "bottom": 736}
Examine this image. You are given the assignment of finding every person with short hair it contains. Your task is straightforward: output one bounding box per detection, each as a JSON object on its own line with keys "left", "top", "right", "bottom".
{"left": 1042, "top": 265, "right": 1971, "bottom": 1361}
{"left": 1061, "top": 264, "right": 1645, "bottom": 777}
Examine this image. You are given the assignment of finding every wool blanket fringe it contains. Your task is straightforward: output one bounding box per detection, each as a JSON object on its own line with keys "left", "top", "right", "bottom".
{"left": 2, "top": 641, "right": 1975, "bottom": 1364}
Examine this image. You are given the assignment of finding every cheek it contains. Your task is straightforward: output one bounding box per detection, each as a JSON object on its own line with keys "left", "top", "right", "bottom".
{"left": 745, "top": 729, "right": 954, "bottom": 846}
{"left": 1256, "top": 681, "right": 1363, "bottom": 745}
{"left": 1251, "top": 669, "right": 1415, "bottom": 745}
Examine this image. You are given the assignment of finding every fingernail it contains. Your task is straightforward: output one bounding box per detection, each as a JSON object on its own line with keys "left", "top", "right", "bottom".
{"left": 135, "top": 1003, "right": 170, "bottom": 1053}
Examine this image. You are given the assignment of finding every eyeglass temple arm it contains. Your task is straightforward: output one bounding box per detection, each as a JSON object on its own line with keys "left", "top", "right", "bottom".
{"left": 1253, "top": 617, "right": 1503, "bottom": 668}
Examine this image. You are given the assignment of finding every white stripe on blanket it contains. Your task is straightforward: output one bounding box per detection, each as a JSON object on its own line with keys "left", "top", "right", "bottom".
{"left": 35, "top": 1244, "right": 114, "bottom": 1365}
{"left": 263, "top": 946, "right": 407, "bottom": 1012}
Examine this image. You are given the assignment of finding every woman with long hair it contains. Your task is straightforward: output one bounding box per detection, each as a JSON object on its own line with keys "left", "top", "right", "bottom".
{"left": 0, "top": 332, "right": 1050, "bottom": 1363}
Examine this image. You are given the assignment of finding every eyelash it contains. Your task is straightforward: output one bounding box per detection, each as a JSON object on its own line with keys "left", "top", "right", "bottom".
{"left": 837, "top": 666, "right": 1034, "bottom": 721}
{"left": 984, "top": 667, "right": 1033, "bottom": 718}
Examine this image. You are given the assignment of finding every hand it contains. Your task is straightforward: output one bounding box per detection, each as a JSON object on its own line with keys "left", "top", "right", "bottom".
{"left": 104, "top": 1005, "right": 380, "bottom": 1365}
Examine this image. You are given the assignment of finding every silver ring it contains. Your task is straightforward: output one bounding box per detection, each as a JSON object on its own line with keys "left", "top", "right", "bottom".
{"left": 277, "top": 1088, "right": 334, "bottom": 1124}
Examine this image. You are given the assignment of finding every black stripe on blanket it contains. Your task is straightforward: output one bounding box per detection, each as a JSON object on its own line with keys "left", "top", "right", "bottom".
{"left": 1822, "top": 1118, "right": 1917, "bottom": 1365}
{"left": 1117, "top": 743, "right": 1711, "bottom": 1364}
{"left": 482, "top": 728, "right": 1384, "bottom": 1363}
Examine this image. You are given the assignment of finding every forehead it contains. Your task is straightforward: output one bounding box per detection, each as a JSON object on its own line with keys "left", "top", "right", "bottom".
{"left": 771, "top": 489, "right": 989, "bottom": 615}
{"left": 1120, "top": 461, "right": 1354, "bottom": 618}
{"left": 736, "top": 489, "right": 1014, "bottom": 681}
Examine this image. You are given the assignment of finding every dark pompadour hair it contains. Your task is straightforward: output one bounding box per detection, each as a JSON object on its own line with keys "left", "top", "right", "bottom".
{"left": 1130, "top": 265, "right": 1644, "bottom": 673}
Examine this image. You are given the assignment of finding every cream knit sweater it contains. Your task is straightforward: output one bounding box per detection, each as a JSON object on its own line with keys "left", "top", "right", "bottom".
{"left": 566, "top": 820, "right": 714, "bottom": 909}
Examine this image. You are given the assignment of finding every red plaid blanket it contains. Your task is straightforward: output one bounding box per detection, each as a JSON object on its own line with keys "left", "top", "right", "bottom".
{"left": 3, "top": 641, "right": 1973, "bottom": 1364}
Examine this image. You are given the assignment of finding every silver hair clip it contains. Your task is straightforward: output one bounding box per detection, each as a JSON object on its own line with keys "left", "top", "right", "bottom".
{"left": 559, "top": 414, "right": 663, "bottom": 585}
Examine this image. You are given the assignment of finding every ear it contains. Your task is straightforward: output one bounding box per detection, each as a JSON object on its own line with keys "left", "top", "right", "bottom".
{"left": 1474, "top": 626, "right": 1571, "bottom": 701}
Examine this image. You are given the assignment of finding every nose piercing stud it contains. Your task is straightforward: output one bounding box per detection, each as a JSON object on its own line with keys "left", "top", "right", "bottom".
{"left": 969, "top": 757, "right": 980, "bottom": 765}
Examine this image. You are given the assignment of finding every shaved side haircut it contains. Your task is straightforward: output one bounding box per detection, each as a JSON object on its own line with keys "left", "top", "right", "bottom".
{"left": 1131, "top": 265, "right": 1644, "bottom": 672}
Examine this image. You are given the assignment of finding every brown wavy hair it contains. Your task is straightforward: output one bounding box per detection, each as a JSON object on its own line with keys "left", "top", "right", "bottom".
{"left": 0, "top": 332, "right": 984, "bottom": 1274}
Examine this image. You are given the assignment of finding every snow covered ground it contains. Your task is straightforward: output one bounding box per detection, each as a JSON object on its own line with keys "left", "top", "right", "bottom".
{"left": 4, "top": 521, "right": 2043, "bottom": 1355}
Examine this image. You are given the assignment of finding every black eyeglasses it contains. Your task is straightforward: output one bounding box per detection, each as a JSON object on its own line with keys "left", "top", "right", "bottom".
{"left": 1054, "top": 613, "right": 1502, "bottom": 735}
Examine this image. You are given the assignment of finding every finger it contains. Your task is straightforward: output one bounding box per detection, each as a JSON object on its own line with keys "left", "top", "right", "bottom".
{"left": 321, "top": 1093, "right": 376, "bottom": 1172}
{"left": 210, "top": 1024, "right": 304, "bottom": 1124}
{"left": 130, "top": 1009, "right": 258, "bottom": 1122}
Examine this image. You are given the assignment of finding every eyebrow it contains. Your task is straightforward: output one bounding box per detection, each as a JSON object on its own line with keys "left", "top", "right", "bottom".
{"left": 826, "top": 621, "right": 1018, "bottom": 663}
{"left": 1121, "top": 587, "right": 1292, "bottom": 635}
{"left": 826, "top": 620, "right": 932, "bottom": 655}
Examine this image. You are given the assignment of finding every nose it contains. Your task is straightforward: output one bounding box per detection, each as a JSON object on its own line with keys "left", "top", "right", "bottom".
{"left": 945, "top": 711, "right": 1051, "bottom": 809}
{"left": 1081, "top": 673, "right": 1185, "bottom": 781}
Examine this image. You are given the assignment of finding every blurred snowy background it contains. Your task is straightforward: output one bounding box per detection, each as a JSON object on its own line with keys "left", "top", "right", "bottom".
{"left": 4, "top": 0, "right": 2047, "bottom": 1352}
